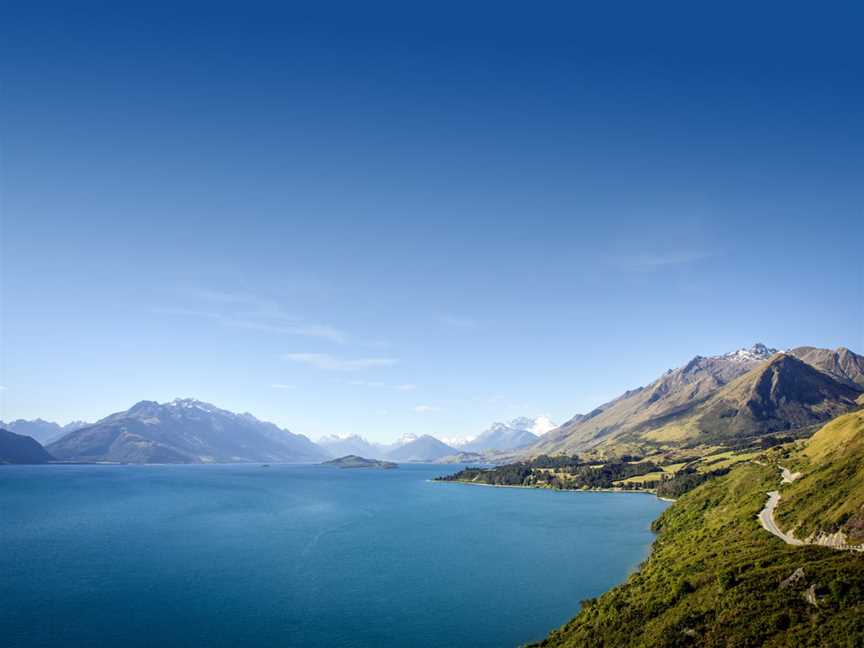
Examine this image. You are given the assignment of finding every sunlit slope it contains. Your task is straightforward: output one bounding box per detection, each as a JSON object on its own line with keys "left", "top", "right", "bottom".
{"left": 534, "top": 458, "right": 864, "bottom": 647}
{"left": 533, "top": 352, "right": 862, "bottom": 457}
{"left": 776, "top": 410, "right": 864, "bottom": 545}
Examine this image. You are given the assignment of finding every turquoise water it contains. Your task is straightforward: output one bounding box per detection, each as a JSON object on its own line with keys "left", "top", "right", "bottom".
{"left": 1, "top": 464, "right": 668, "bottom": 647}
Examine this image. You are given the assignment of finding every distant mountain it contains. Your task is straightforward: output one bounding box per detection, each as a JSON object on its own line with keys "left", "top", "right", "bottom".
{"left": 0, "top": 429, "right": 54, "bottom": 464}
{"left": 534, "top": 344, "right": 863, "bottom": 456}
{"left": 318, "top": 434, "right": 385, "bottom": 459}
{"left": 461, "top": 416, "right": 557, "bottom": 452}
{"left": 0, "top": 419, "right": 89, "bottom": 445}
{"left": 47, "top": 398, "right": 328, "bottom": 464}
{"left": 384, "top": 435, "right": 458, "bottom": 462}
{"left": 318, "top": 432, "right": 466, "bottom": 462}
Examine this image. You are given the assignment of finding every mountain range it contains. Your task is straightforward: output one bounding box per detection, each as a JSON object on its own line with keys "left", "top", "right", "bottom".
{"left": 316, "top": 415, "right": 557, "bottom": 461}
{"left": 14, "top": 400, "right": 528, "bottom": 464}
{"left": 6, "top": 343, "right": 862, "bottom": 465}
{"left": 46, "top": 398, "right": 328, "bottom": 464}
{"left": 532, "top": 344, "right": 864, "bottom": 457}
{"left": 0, "top": 419, "right": 90, "bottom": 445}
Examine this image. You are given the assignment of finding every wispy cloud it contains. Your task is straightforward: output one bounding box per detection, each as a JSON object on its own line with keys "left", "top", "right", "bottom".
{"left": 441, "top": 315, "right": 479, "bottom": 329}
{"left": 284, "top": 353, "right": 398, "bottom": 372}
{"left": 414, "top": 404, "right": 440, "bottom": 413}
{"left": 531, "top": 415, "right": 558, "bottom": 435}
{"left": 271, "top": 384, "right": 296, "bottom": 390}
{"left": 229, "top": 319, "right": 347, "bottom": 344}
{"left": 163, "top": 287, "right": 348, "bottom": 344}
{"left": 344, "top": 380, "right": 417, "bottom": 391}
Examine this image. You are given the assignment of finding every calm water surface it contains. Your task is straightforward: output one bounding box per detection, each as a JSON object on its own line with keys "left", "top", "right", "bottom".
{"left": 1, "top": 464, "right": 668, "bottom": 647}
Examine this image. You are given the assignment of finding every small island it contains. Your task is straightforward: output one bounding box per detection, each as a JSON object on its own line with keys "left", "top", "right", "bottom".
{"left": 322, "top": 455, "right": 398, "bottom": 469}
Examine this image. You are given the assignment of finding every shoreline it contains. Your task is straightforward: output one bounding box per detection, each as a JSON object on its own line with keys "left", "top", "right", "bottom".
{"left": 432, "top": 478, "right": 672, "bottom": 499}
{"left": 434, "top": 476, "right": 679, "bottom": 646}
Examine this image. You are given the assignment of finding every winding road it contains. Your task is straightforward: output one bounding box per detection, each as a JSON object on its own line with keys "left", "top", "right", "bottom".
{"left": 757, "top": 464, "right": 863, "bottom": 552}
{"left": 757, "top": 488, "right": 804, "bottom": 546}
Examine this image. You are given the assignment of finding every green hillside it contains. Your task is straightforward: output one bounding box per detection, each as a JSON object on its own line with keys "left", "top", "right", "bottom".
{"left": 776, "top": 411, "right": 864, "bottom": 546}
{"left": 533, "top": 414, "right": 864, "bottom": 647}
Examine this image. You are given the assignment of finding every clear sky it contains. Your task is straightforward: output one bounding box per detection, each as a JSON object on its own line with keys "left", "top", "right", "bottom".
{"left": 1, "top": 1, "right": 862, "bottom": 442}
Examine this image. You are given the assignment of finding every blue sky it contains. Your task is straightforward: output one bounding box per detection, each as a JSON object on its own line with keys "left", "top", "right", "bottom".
{"left": 1, "top": 1, "right": 862, "bottom": 442}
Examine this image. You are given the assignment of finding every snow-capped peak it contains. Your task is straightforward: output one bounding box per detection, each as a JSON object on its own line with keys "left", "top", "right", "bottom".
{"left": 440, "top": 435, "right": 475, "bottom": 447}
{"left": 489, "top": 416, "right": 558, "bottom": 435}
{"left": 161, "top": 398, "right": 231, "bottom": 416}
{"left": 318, "top": 433, "right": 365, "bottom": 443}
{"left": 724, "top": 343, "right": 778, "bottom": 362}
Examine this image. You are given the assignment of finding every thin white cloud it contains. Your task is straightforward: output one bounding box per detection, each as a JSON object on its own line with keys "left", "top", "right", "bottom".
{"left": 284, "top": 353, "right": 398, "bottom": 372}
{"left": 228, "top": 319, "right": 347, "bottom": 344}
{"left": 160, "top": 289, "right": 348, "bottom": 344}
{"left": 395, "top": 383, "right": 417, "bottom": 391}
{"left": 271, "top": 384, "right": 296, "bottom": 390}
{"left": 531, "top": 415, "right": 558, "bottom": 435}
{"left": 414, "top": 404, "right": 440, "bottom": 413}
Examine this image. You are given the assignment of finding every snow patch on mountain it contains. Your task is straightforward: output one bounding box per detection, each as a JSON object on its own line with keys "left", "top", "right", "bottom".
{"left": 722, "top": 343, "right": 778, "bottom": 363}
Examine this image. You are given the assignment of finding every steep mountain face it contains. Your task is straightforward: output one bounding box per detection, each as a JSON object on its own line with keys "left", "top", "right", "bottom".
{"left": 318, "top": 434, "right": 384, "bottom": 459}
{"left": 0, "top": 419, "right": 89, "bottom": 445}
{"left": 384, "top": 435, "right": 457, "bottom": 462}
{"left": 686, "top": 354, "right": 861, "bottom": 444}
{"left": 0, "top": 429, "right": 54, "bottom": 464}
{"left": 535, "top": 344, "right": 780, "bottom": 454}
{"left": 47, "top": 398, "right": 327, "bottom": 464}
{"left": 534, "top": 344, "right": 862, "bottom": 456}
{"left": 788, "top": 346, "right": 864, "bottom": 389}
{"left": 461, "top": 418, "right": 545, "bottom": 452}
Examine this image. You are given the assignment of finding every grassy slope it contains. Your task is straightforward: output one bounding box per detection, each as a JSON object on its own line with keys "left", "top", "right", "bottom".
{"left": 777, "top": 411, "right": 864, "bottom": 544}
{"left": 533, "top": 458, "right": 864, "bottom": 648}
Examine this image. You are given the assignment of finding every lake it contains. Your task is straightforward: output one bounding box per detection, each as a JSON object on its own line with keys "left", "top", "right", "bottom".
{"left": 0, "top": 463, "right": 669, "bottom": 647}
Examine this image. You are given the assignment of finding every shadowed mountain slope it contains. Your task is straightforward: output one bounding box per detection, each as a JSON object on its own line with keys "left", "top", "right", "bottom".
{"left": 0, "top": 429, "right": 54, "bottom": 464}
